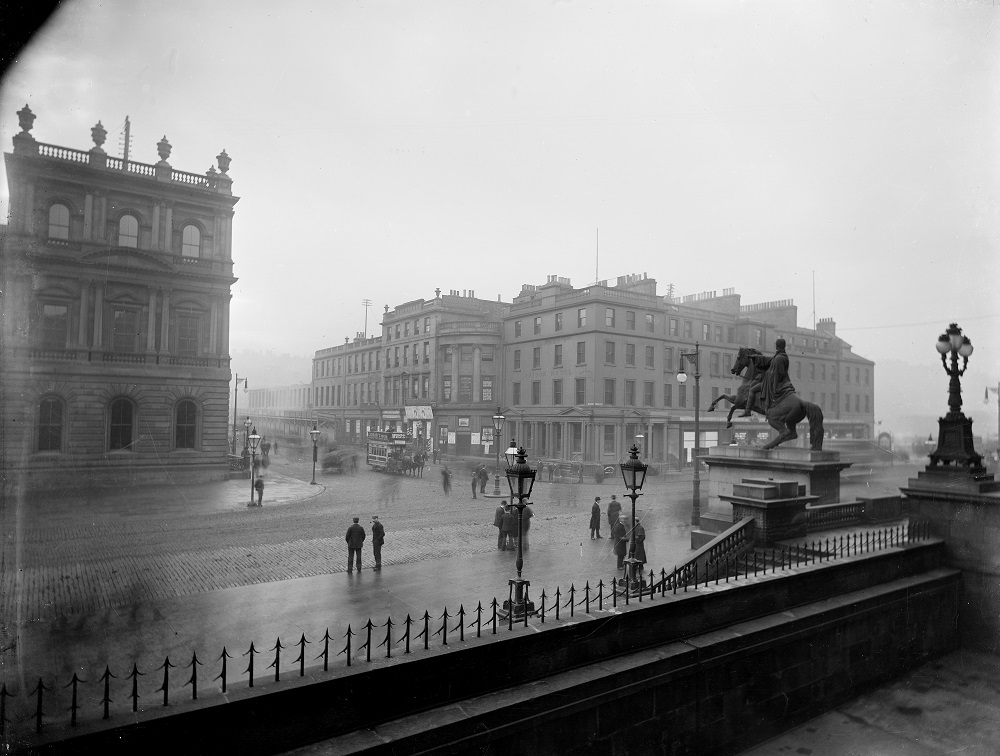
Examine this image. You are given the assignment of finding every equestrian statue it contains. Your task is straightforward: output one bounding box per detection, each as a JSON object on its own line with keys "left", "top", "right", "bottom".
{"left": 707, "top": 338, "right": 825, "bottom": 451}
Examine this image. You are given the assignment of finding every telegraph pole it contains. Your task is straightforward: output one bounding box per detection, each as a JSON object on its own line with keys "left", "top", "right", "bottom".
{"left": 362, "top": 298, "right": 372, "bottom": 339}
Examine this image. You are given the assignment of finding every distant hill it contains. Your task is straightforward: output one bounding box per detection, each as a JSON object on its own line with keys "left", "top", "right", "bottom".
{"left": 230, "top": 349, "right": 312, "bottom": 389}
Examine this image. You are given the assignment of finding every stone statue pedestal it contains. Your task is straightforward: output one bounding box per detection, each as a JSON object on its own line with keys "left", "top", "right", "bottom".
{"left": 720, "top": 478, "right": 818, "bottom": 545}
{"left": 693, "top": 446, "right": 851, "bottom": 548}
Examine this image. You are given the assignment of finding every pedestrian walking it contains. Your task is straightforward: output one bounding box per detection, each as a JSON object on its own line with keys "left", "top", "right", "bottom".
{"left": 494, "top": 502, "right": 506, "bottom": 549}
{"left": 478, "top": 465, "right": 489, "bottom": 494}
{"left": 611, "top": 516, "right": 627, "bottom": 570}
{"left": 433, "top": 447, "right": 439, "bottom": 464}
{"left": 607, "top": 495, "right": 621, "bottom": 528}
{"left": 273, "top": 440, "right": 279, "bottom": 455}
{"left": 441, "top": 466, "right": 452, "bottom": 495}
{"left": 548, "top": 463, "right": 554, "bottom": 483}
{"left": 590, "top": 496, "right": 603, "bottom": 539}
{"left": 502, "top": 504, "right": 517, "bottom": 550}
{"left": 371, "top": 515, "right": 385, "bottom": 571}
{"left": 346, "top": 516, "right": 366, "bottom": 573}
{"left": 471, "top": 469, "right": 478, "bottom": 499}
{"left": 520, "top": 504, "right": 533, "bottom": 551}
{"left": 253, "top": 477, "right": 264, "bottom": 506}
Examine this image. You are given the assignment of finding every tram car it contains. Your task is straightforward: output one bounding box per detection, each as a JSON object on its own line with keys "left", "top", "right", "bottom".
{"left": 366, "top": 431, "right": 411, "bottom": 472}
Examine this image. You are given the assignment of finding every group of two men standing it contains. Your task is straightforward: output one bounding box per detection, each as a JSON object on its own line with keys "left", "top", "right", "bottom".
{"left": 345, "top": 515, "right": 385, "bottom": 572}
{"left": 494, "top": 500, "right": 532, "bottom": 550}
{"left": 591, "top": 495, "right": 646, "bottom": 572}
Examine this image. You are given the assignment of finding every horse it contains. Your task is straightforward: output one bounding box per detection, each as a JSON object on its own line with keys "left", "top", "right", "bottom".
{"left": 706, "top": 348, "right": 764, "bottom": 428}
{"left": 730, "top": 346, "right": 825, "bottom": 451}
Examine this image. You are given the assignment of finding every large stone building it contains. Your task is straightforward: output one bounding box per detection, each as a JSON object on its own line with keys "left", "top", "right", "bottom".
{"left": 0, "top": 106, "right": 239, "bottom": 490}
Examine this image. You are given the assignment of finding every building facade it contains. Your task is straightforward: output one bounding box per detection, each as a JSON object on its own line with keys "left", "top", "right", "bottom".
{"left": 1, "top": 106, "right": 239, "bottom": 490}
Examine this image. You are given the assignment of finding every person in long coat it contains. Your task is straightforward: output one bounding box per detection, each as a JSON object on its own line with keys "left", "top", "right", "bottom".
{"left": 371, "top": 515, "right": 385, "bottom": 571}
{"left": 520, "top": 505, "right": 533, "bottom": 551}
{"left": 494, "top": 502, "right": 506, "bottom": 549}
{"left": 345, "top": 517, "right": 366, "bottom": 573}
{"left": 611, "top": 516, "right": 627, "bottom": 569}
{"left": 589, "top": 497, "right": 602, "bottom": 539}
{"left": 630, "top": 518, "right": 647, "bottom": 574}
{"left": 471, "top": 469, "right": 478, "bottom": 499}
{"left": 501, "top": 505, "right": 518, "bottom": 550}
{"left": 607, "top": 495, "right": 622, "bottom": 528}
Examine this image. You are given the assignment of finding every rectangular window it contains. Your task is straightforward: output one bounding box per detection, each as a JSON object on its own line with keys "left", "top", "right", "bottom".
{"left": 855, "top": 394, "right": 860, "bottom": 412}
{"left": 514, "top": 321, "right": 522, "bottom": 337}
{"left": 534, "top": 317, "right": 542, "bottom": 335}
{"left": 625, "top": 379, "right": 636, "bottom": 406}
{"left": 395, "top": 325, "right": 400, "bottom": 338}
{"left": 605, "top": 340, "right": 615, "bottom": 364}
{"left": 644, "top": 381, "right": 654, "bottom": 406}
{"left": 626, "top": 311, "right": 636, "bottom": 331}
{"left": 394, "top": 347, "right": 400, "bottom": 367}
{"left": 111, "top": 308, "right": 138, "bottom": 353}
{"left": 40, "top": 303, "right": 68, "bottom": 349}
{"left": 845, "top": 367, "right": 851, "bottom": 383}
{"left": 425, "top": 341, "right": 431, "bottom": 363}
{"left": 710, "top": 352, "right": 720, "bottom": 376}
{"left": 571, "top": 423, "right": 583, "bottom": 453}
{"left": 533, "top": 346, "right": 541, "bottom": 369}
{"left": 820, "top": 393, "right": 825, "bottom": 409}
{"left": 810, "top": 362, "right": 816, "bottom": 380}
{"left": 553, "top": 379, "right": 563, "bottom": 405}
{"left": 727, "top": 327, "right": 735, "bottom": 342}
{"left": 664, "top": 346, "right": 674, "bottom": 370}
{"left": 864, "top": 369, "right": 870, "bottom": 385}
{"left": 712, "top": 386, "right": 719, "bottom": 400}
{"left": 512, "top": 382, "right": 520, "bottom": 405}
{"left": 664, "top": 383, "right": 672, "bottom": 407}
{"left": 865, "top": 395, "right": 870, "bottom": 412}
{"left": 577, "top": 341, "right": 586, "bottom": 364}
{"left": 423, "top": 376, "right": 430, "bottom": 399}
{"left": 414, "top": 319, "right": 419, "bottom": 335}
{"left": 460, "top": 346, "right": 473, "bottom": 361}
{"left": 855, "top": 367, "right": 860, "bottom": 383}
{"left": 38, "top": 399, "right": 63, "bottom": 451}
{"left": 796, "top": 362, "right": 801, "bottom": 379}
{"left": 645, "top": 345, "right": 654, "bottom": 367}
{"left": 177, "top": 315, "right": 200, "bottom": 357}
{"left": 603, "top": 425, "right": 616, "bottom": 454}
{"left": 821, "top": 364, "right": 826, "bottom": 381}
{"left": 424, "top": 317, "right": 430, "bottom": 332}
{"left": 555, "top": 312, "right": 563, "bottom": 331}
{"left": 513, "top": 349, "right": 521, "bottom": 370}
{"left": 645, "top": 313, "right": 654, "bottom": 332}
{"left": 404, "top": 322, "right": 409, "bottom": 336}
{"left": 605, "top": 308, "right": 616, "bottom": 327}
{"left": 554, "top": 344, "right": 563, "bottom": 367}
{"left": 684, "top": 321, "right": 693, "bottom": 339}
{"left": 403, "top": 345, "right": 409, "bottom": 366}
{"left": 669, "top": 318, "right": 678, "bottom": 336}
{"left": 604, "top": 378, "right": 615, "bottom": 405}
{"left": 578, "top": 308, "right": 587, "bottom": 327}
{"left": 724, "top": 353, "right": 733, "bottom": 373}
{"left": 625, "top": 343, "right": 635, "bottom": 366}
{"left": 844, "top": 394, "right": 850, "bottom": 411}
{"left": 575, "top": 378, "right": 586, "bottom": 405}
{"left": 678, "top": 384, "right": 687, "bottom": 407}
{"left": 715, "top": 325, "right": 723, "bottom": 343}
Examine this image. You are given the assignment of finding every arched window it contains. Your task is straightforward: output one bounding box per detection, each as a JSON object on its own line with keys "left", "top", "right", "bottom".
{"left": 175, "top": 400, "right": 198, "bottom": 449}
{"left": 48, "top": 204, "right": 70, "bottom": 239}
{"left": 109, "top": 398, "right": 135, "bottom": 450}
{"left": 118, "top": 214, "right": 139, "bottom": 248}
{"left": 181, "top": 225, "right": 201, "bottom": 258}
{"left": 38, "top": 397, "right": 64, "bottom": 451}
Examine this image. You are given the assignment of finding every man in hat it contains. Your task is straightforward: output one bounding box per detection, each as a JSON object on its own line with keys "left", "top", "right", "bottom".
{"left": 345, "top": 516, "right": 366, "bottom": 573}
{"left": 607, "top": 494, "right": 621, "bottom": 529}
{"left": 371, "top": 515, "right": 385, "bottom": 571}
{"left": 494, "top": 501, "right": 506, "bottom": 549}
{"left": 590, "top": 497, "right": 603, "bottom": 539}
{"left": 611, "top": 515, "right": 628, "bottom": 570}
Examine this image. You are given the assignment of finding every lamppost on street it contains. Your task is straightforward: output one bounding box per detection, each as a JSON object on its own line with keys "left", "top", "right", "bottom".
{"left": 231, "top": 375, "right": 247, "bottom": 454}
{"left": 488, "top": 407, "right": 506, "bottom": 497}
{"left": 677, "top": 341, "right": 702, "bottom": 525}
{"left": 243, "top": 416, "right": 252, "bottom": 456}
{"left": 248, "top": 426, "right": 262, "bottom": 507}
{"left": 503, "top": 444, "right": 536, "bottom": 619}
{"left": 309, "top": 422, "right": 321, "bottom": 485}
{"left": 929, "top": 323, "right": 983, "bottom": 468}
{"left": 619, "top": 444, "right": 649, "bottom": 594}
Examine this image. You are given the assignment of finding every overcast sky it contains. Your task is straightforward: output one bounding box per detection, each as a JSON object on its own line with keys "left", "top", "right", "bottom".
{"left": 2, "top": 0, "right": 998, "bottom": 436}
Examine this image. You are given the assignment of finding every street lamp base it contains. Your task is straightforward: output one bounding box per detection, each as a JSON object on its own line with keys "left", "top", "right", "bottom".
{"left": 310, "top": 481, "right": 318, "bottom": 485}
{"left": 502, "top": 577, "right": 535, "bottom": 618}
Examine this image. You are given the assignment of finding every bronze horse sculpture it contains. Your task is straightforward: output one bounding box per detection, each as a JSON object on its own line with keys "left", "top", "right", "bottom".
{"left": 707, "top": 351, "right": 761, "bottom": 428}
{"left": 716, "top": 346, "right": 825, "bottom": 451}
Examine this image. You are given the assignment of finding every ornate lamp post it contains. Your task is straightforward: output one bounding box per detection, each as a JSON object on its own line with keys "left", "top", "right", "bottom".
{"left": 309, "top": 422, "right": 321, "bottom": 485}
{"left": 929, "top": 323, "right": 983, "bottom": 468}
{"left": 503, "top": 444, "right": 536, "bottom": 619}
{"left": 248, "top": 426, "right": 262, "bottom": 506}
{"left": 619, "top": 444, "right": 648, "bottom": 594}
{"left": 677, "top": 341, "right": 701, "bottom": 525}
{"left": 242, "top": 416, "right": 252, "bottom": 457}
{"left": 488, "top": 408, "right": 506, "bottom": 497}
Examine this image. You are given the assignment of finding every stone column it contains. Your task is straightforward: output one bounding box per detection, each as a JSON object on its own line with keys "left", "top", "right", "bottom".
{"left": 222, "top": 295, "right": 231, "bottom": 355}
{"left": 159, "top": 289, "right": 171, "bottom": 354}
{"left": 92, "top": 283, "right": 104, "bottom": 348}
{"left": 83, "top": 194, "right": 93, "bottom": 240}
{"left": 209, "top": 299, "right": 219, "bottom": 354}
{"left": 77, "top": 279, "right": 89, "bottom": 346}
{"left": 451, "top": 343, "right": 459, "bottom": 403}
{"left": 163, "top": 204, "right": 173, "bottom": 253}
{"left": 152, "top": 204, "right": 161, "bottom": 249}
{"left": 146, "top": 288, "right": 157, "bottom": 353}
{"left": 473, "top": 345, "right": 482, "bottom": 403}
{"left": 23, "top": 183, "right": 34, "bottom": 234}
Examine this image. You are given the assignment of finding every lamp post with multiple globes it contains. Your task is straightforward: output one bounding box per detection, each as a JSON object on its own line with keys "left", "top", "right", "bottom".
{"left": 928, "top": 323, "right": 983, "bottom": 469}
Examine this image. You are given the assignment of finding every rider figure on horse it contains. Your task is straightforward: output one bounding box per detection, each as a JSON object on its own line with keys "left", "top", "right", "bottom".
{"left": 741, "top": 338, "right": 795, "bottom": 417}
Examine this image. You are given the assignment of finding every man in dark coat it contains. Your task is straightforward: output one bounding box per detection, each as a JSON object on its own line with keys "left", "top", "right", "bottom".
{"left": 611, "top": 516, "right": 627, "bottom": 569}
{"left": 478, "top": 465, "right": 489, "bottom": 493}
{"left": 630, "top": 518, "right": 647, "bottom": 575}
{"left": 494, "top": 502, "right": 506, "bottom": 549}
{"left": 607, "top": 495, "right": 621, "bottom": 528}
{"left": 346, "top": 517, "right": 366, "bottom": 573}
{"left": 371, "top": 516, "right": 385, "bottom": 571}
{"left": 590, "top": 497, "right": 602, "bottom": 539}
{"left": 471, "top": 468, "right": 478, "bottom": 499}
{"left": 502, "top": 505, "right": 518, "bottom": 550}
{"left": 520, "top": 504, "right": 533, "bottom": 551}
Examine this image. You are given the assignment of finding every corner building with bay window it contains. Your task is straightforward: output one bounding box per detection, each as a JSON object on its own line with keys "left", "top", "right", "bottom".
{"left": 1, "top": 106, "right": 239, "bottom": 490}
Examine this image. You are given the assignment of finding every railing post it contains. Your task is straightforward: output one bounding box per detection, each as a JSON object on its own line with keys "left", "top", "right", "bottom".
{"left": 157, "top": 657, "right": 175, "bottom": 705}
{"left": 64, "top": 673, "right": 83, "bottom": 727}
{"left": 268, "top": 637, "right": 283, "bottom": 682}
{"left": 296, "top": 633, "right": 311, "bottom": 675}
{"left": 315, "top": 631, "right": 331, "bottom": 671}
{"left": 185, "top": 652, "right": 202, "bottom": 700}
{"left": 32, "top": 678, "right": 49, "bottom": 734}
